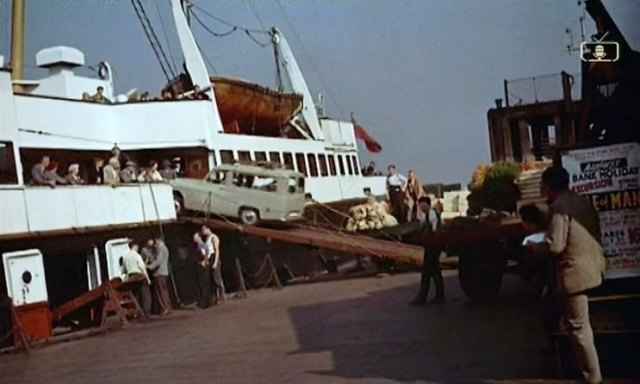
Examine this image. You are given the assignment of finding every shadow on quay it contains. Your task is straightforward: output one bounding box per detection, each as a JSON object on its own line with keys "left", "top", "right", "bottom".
{"left": 287, "top": 273, "right": 558, "bottom": 383}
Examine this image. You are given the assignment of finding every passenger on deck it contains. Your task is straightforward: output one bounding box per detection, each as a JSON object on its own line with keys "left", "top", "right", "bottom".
{"left": 93, "top": 86, "right": 112, "bottom": 104}
{"left": 81, "top": 92, "right": 92, "bottom": 101}
{"left": 120, "top": 161, "right": 138, "bottom": 183}
{"left": 44, "top": 161, "right": 68, "bottom": 186}
{"left": 64, "top": 163, "right": 85, "bottom": 185}
{"left": 405, "top": 170, "right": 426, "bottom": 222}
{"left": 31, "top": 156, "right": 55, "bottom": 187}
{"left": 138, "top": 161, "right": 164, "bottom": 183}
{"left": 88, "top": 157, "right": 105, "bottom": 184}
{"left": 110, "top": 145, "right": 129, "bottom": 169}
{"left": 159, "top": 159, "right": 177, "bottom": 180}
{"left": 364, "top": 161, "right": 376, "bottom": 176}
{"left": 103, "top": 158, "right": 121, "bottom": 186}
{"left": 140, "top": 91, "right": 150, "bottom": 101}
{"left": 386, "top": 165, "right": 408, "bottom": 224}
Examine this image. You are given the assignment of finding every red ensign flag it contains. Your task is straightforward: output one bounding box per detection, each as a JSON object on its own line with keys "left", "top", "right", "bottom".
{"left": 351, "top": 114, "right": 382, "bottom": 153}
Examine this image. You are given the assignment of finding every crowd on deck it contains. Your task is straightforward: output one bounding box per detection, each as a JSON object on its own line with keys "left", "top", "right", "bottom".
{"left": 30, "top": 146, "right": 180, "bottom": 188}
{"left": 80, "top": 85, "right": 210, "bottom": 105}
{"left": 123, "top": 224, "right": 225, "bottom": 320}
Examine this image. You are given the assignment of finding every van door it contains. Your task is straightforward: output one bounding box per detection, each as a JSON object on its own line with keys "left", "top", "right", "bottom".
{"left": 86, "top": 246, "right": 102, "bottom": 290}
{"left": 2, "top": 249, "right": 48, "bottom": 306}
{"left": 105, "top": 238, "right": 129, "bottom": 281}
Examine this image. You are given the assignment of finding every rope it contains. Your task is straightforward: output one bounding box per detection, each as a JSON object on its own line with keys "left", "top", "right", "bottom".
{"left": 18, "top": 128, "right": 114, "bottom": 145}
{"left": 191, "top": 3, "right": 269, "bottom": 34}
{"left": 274, "top": 0, "right": 345, "bottom": 118}
{"left": 152, "top": 0, "right": 179, "bottom": 74}
{"left": 130, "top": 0, "right": 175, "bottom": 81}
{"left": 192, "top": 11, "right": 238, "bottom": 37}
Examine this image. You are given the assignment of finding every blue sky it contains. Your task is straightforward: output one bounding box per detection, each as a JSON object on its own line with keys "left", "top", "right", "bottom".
{"left": 1, "top": 0, "right": 638, "bottom": 184}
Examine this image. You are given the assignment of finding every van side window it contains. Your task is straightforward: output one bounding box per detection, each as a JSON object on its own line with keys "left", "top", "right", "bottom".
{"left": 288, "top": 177, "right": 304, "bottom": 193}
{"left": 352, "top": 156, "right": 360, "bottom": 175}
{"left": 318, "top": 154, "right": 328, "bottom": 177}
{"left": 346, "top": 155, "right": 353, "bottom": 175}
{"left": 207, "top": 170, "right": 228, "bottom": 184}
{"left": 269, "top": 152, "right": 281, "bottom": 165}
{"left": 220, "top": 150, "right": 234, "bottom": 164}
{"left": 295, "top": 153, "right": 307, "bottom": 176}
{"left": 337, "top": 155, "right": 346, "bottom": 175}
{"left": 283, "top": 153, "right": 294, "bottom": 170}
{"left": 328, "top": 155, "right": 337, "bottom": 176}
{"left": 252, "top": 176, "right": 277, "bottom": 192}
{"left": 307, "top": 154, "right": 318, "bottom": 177}
{"left": 255, "top": 152, "right": 267, "bottom": 162}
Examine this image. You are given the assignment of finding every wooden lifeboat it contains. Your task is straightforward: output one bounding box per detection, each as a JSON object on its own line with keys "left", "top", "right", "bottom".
{"left": 211, "top": 76, "right": 303, "bottom": 136}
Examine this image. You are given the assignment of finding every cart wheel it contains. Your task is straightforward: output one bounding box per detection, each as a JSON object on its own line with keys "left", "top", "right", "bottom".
{"left": 458, "top": 245, "right": 505, "bottom": 301}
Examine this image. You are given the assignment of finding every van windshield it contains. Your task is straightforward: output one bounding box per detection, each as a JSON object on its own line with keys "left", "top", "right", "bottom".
{"left": 288, "top": 177, "right": 304, "bottom": 194}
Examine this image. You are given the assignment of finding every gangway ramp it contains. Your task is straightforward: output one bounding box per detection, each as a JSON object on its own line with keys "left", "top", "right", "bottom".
{"left": 182, "top": 218, "right": 424, "bottom": 267}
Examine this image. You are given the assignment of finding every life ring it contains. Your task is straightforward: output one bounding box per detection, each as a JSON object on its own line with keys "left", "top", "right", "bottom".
{"left": 97, "top": 62, "right": 109, "bottom": 80}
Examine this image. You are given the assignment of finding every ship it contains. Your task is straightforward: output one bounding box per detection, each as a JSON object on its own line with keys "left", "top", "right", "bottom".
{"left": 0, "top": 0, "right": 388, "bottom": 342}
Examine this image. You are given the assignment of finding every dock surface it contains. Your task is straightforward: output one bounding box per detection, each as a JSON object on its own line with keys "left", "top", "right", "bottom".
{"left": 0, "top": 272, "right": 611, "bottom": 383}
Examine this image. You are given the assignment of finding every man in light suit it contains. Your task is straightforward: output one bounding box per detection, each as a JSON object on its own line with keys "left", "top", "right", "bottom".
{"left": 529, "top": 166, "right": 605, "bottom": 384}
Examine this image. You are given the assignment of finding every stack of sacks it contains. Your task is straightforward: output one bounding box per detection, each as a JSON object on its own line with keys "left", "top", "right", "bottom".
{"left": 345, "top": 199, "right": 398, "bottom": 232}
{"left": 441, "top": 190, "right": 471, "bottom": 220}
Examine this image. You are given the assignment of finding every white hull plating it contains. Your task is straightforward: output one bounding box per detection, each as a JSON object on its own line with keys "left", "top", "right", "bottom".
{"left": 0, "top": 184, "right": 176, "bottom": 237}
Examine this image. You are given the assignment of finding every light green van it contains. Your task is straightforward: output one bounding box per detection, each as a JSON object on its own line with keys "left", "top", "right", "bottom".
{"left": 170, "top": 163, "right": 306, "bottom": 225}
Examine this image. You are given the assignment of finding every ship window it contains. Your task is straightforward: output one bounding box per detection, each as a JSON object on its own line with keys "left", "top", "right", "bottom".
{"left": 255, "top": 152, "right": 267, "bottom": 162}
{"left": 352, "top": 156, "right": 360, "bottom": 175}
{"left": 238, "top": 151, "right": 251, "bottom": 164}
{"left": 220, "top": 150, "right": 234, "bottom": 164}
{"left": 283, "top": 153, "right": 294, "bottom": 170}
{"left": 328, "top": 155, "right": 337, "bottom": 176}
{"left": 346, "top": 155, "right": 353, "bottom": 175}
{"left": 269, "top": 152, "right": 281, "bottom": 165}
{"left": 337, "top": 155, "right": 346, "bottom": 175}
{"left": 295, "top": 153, "right": 307, "bottom": 176}
{"left": 307, "top": 154, "right": 318, "bottom": 177}
{"left": 318, "top": 154, "right": 328, "bottom": 177}
{"left": 0, "top": 142, "right": 17, "bottom": 184}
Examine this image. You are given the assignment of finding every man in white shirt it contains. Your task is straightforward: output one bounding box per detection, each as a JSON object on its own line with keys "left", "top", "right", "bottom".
{"left": 410, "top": 197, "right": 445, "bottom": 305}
{"left": 202, "top": 225, "right": 224, "bottom": 304}
{"left": 386, "top": 165, "right": 408, "bottom": 224}
{"left": 122, "top": 241, "right": 152, "bottom": 317}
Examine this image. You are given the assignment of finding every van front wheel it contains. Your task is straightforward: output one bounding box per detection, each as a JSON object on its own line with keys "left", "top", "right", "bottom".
{"left": 239, "top": 208, "right": 260, "bottom": 225}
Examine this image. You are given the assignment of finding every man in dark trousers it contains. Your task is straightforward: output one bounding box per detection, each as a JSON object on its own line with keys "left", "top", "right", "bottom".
{"left": 410, "top": 196, "right": 445, "bottom": 305}
{"left": 386, "top": 164, "right": 408, "bottom": 224}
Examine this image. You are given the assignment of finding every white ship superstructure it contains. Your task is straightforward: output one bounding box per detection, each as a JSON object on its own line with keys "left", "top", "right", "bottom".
{"left": 8, "top": 0, "right": 385, "bottom": 206}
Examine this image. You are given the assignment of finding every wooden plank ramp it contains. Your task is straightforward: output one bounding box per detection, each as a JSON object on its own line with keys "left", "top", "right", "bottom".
{"left": 182, "top": 217, "right": 424, "bottom": 267}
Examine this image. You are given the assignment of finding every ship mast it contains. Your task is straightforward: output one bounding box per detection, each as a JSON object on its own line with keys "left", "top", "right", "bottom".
{"left": 10, "top": 0, "right": 25, "bottom": 81}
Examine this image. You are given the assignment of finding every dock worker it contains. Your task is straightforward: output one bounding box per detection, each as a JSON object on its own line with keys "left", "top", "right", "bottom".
{"left": 123, "top": 241, "right": 152, "bottom": 318}
{"left": 193, "top": 232, "right": 212, "bottom": 308}
{"left": 202, "top": 225, "right": 224, "bottom": 304}
{"left": 410, "top": 196, "right": 445, "bottom": 306}
{"left": 147, "top": 236, "right": 172, "bottom": 316}
{"left": 386, "top": 165, "right": 408, "bottom": 224}
{"left": 526, "top": 166, "right": 605, "bottom": 384}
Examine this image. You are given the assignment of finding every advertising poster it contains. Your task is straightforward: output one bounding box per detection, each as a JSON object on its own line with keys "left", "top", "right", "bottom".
{"left": 562, "top": 142, "right": 640, "bottom": 279}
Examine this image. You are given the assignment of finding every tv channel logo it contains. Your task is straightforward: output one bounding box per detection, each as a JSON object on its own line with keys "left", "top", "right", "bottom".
{"left": 580, "top": 42, "right": 619, "bottom": 63}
